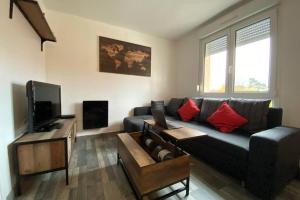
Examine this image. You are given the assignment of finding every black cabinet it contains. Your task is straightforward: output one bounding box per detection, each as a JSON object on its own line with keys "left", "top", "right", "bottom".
{"left": 83, "top": 101, "right": 108, "bottom": 129}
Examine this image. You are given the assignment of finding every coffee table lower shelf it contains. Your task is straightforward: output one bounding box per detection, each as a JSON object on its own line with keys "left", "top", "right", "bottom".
{"left": 118, "top": 153, "right": 189, "bottom": 200}
{"left": 117, "top": 132, "right": 190, "bottom": 200}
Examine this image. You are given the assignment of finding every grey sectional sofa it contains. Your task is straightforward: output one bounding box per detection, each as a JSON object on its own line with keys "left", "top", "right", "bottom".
{"left": 123, "top": 98, "right": 300, "bottom": 200}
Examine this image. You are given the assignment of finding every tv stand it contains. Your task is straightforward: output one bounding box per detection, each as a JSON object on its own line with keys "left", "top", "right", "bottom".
{"left": 13, "top": 119, "right": 77, "bottom": 195}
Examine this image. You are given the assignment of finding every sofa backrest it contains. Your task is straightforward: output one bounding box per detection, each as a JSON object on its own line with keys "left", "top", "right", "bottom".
{"left": 179, "top": 98, "right": 283, "bottom": 131}
{"left": 134, "top": 98, "right": 283, "bottom": 130}
{"left": 267, "top": 107, "right": 283, "bottom": 128}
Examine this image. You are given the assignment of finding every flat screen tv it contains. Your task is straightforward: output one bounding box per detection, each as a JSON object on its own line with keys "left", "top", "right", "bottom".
{"left": 26, "top": 81, "right": 61, "bottom": 132}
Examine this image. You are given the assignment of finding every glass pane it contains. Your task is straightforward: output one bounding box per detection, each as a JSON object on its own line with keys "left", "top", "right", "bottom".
{"left": 234, "top": 18, "right": 271, "bottom": 92}
{"left": 204, "top": 36, "right": 228, "bottom": 93}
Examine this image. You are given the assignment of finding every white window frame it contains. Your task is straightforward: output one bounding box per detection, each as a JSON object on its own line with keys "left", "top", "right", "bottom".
{"left": 199, "top": 9, "right": 277, "bottom": 99}
{"left": 201, "top": 30, "right": 230, "bottom": 95}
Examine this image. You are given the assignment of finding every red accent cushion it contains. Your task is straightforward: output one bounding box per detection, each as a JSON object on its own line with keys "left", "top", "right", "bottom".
{"left": 207, "top": 102, "right": 248, "bottom": 133}
{"left": 177, "top": 98, "right": 200, "bottom": 122}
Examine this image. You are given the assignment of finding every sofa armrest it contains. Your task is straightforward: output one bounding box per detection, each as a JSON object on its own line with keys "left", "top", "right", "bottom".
{"left": 247, "top": 127, "right": 300, "bottom": 199}
{"left": 134, "top": 106, "right": 151, "bottom": 116}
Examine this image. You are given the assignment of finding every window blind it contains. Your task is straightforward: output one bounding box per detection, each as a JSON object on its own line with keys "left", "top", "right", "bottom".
{"left": 236, "top": 18, "right": 271, "bottom": 47}
{"left": 205, "top": 36, "right": 228, "bottom": 56}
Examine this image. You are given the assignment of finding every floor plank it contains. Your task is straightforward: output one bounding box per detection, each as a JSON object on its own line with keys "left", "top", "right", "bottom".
{"left": 17, "top": 135, "right": 300, "bottom": 200}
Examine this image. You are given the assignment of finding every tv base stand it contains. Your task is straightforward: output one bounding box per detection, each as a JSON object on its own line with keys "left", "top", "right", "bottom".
{"left": 13, "top": 119, "right": 77, "bottom": 196}
{"left": 37, "top": 122, "right": 64, "bottom": 132}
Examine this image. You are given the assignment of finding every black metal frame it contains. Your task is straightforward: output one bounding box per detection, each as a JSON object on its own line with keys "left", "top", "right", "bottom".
{"left": 14, "top": 138, "right": 70, "bottom": 196}
{"left": 143, "top": 121, "right": 184, "bottom": 156}
{"left": 9, "top": 0, "right": 56, "bottom": 51}
{"left": 117, "top": 153, "right": 189, "bottom": 200}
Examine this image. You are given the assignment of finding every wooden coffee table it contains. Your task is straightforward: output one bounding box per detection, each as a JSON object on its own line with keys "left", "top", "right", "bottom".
{"left": 143, "top": 119, "right": 156, "bottom": 133}
{"left": 143, "top": 120, "right": 207, "bottom": 145}
{"left": 162, "top": 127, "right": 207, "bottom": 143}
{"left": 162, "top": 127, "right": 207, "bottom": 156}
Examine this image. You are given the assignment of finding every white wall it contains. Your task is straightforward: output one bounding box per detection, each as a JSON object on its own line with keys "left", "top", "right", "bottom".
{"left": 45, "top": 10, "right": 177, "bottom": 134}
{"left": 0, "top": 0, "right": 46, "bottom": 198}
{"left": 277, "top": 0, "right": 300, "bottom": 127}
{"left": 175, "top": 0, "right": 280, "bottom": 97}
{"left": 175, "top": 0, "right": 300, "bottom": 127}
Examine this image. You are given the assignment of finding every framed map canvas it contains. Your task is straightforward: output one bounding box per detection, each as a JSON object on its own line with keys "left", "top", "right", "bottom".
{"left": 99, "top": 37, "right": 151, "bottom": 77}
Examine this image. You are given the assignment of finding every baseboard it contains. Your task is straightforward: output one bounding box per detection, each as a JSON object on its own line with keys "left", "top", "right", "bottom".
{"left": 76, "top": 130, "right": 123, "bottom": 137}
{"left": 6, "top": 189, "right": 14, "bottom": 200}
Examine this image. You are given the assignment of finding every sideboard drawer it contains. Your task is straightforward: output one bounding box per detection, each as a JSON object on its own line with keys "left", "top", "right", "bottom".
{"left": 17, "top": 140, "right": 65, "bottom": 175}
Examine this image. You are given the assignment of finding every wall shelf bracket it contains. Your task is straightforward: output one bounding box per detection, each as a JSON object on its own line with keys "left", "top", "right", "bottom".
{"left": 9, "top": 0, "right": 56, "bottom": 51}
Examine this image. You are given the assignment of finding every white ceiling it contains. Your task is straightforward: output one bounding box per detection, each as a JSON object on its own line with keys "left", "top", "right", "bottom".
{"left": 43, "top": 0, "right": 242, "bottom": 40}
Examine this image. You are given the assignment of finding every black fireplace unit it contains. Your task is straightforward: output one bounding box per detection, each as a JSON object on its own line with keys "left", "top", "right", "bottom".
{"left": 83, "top": 101, "right": 108, "bottom": 129}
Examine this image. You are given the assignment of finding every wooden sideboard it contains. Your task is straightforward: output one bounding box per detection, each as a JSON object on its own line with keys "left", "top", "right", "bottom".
{"left": 13, "top": 119, "right": 77, "bottom": 195}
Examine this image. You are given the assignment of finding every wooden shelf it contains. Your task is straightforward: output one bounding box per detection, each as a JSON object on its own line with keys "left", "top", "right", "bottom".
{"left": 9, "top": 0, "right": 56, "bottom": 51}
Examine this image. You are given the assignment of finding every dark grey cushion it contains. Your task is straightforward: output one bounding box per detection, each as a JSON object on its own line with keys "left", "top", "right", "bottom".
{"left": 168, "top": 118, "right": 250, "bottom": 179}
{"left": 123, "top": 115, "right": 152, "bottom": 132}
{"left": 164, "top": 116, "right": 249, "bottom": 154}
{"left": 151, "top": 100, "right": 165, "bottom": 113}
{"left": 134, "top": 106, "right": 151, "bottom": 116}
{"left": 183, "top": 97, "right": 203, "bottom": 107}
{"left": 165, "top": 118, "right": 250, "bottom": 159}
{"left": 198, "top": 98, "right": 228, "bottom": 122}
{"left": 166, "top": 98, "right": 184, "bottom": 117}
{"left": 229, "top": 98, "right": 271, "bottom": 133}
{"left": 196, "top": 126, "right": 249, "bottom": 159}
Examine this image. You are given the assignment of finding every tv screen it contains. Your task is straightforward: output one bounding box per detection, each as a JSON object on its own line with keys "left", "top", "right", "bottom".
{"left": 26, "top": 81, "right": 61, "bottom": 132}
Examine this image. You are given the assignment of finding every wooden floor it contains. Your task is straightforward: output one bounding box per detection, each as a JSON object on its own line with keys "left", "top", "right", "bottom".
{"left": 17, "top": 135, "right": 300, "bottom": 200}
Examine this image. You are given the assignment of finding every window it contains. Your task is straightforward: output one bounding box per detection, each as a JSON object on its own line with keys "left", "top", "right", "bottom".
{"left": 234, "top": 18, "right": 271, "bottom": 92}
{"left": 204, "top": 36, "right": 228, "bottom": 93}
{"left": 201, "top": 11, "right": 276, "bottom": 98}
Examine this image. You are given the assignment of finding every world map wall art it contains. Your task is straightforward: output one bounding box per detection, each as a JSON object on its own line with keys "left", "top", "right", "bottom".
{"left": 99, "top": 36, "right": 151, "bottom": 77}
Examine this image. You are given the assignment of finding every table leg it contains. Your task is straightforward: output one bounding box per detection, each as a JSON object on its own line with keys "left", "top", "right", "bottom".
{"left": 147, "top": 124, "right": 150, "bottom": 132}
{"left": 65, "top": 168, "right": 69, "bottom": 185}
{"left": 142, "top": 122, "right": 146, "bottom": 134}
{"left": 15, "top": 174, "right": 21, "bottom": 196}
{"left": 186, "top": 177, "right": 190, "bottom": 196}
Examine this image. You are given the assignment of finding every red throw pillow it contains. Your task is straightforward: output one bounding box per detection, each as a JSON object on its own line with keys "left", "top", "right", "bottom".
{"left": 177, "top": 98, "right": 200, "bottom": 122}
{"left": 207, "top": 102, "right": 248, "bottom": 133}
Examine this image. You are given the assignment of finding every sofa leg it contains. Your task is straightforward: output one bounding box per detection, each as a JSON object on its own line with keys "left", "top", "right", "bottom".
{"left": 241, "top": 180, "right": 245, "bottom": 188}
